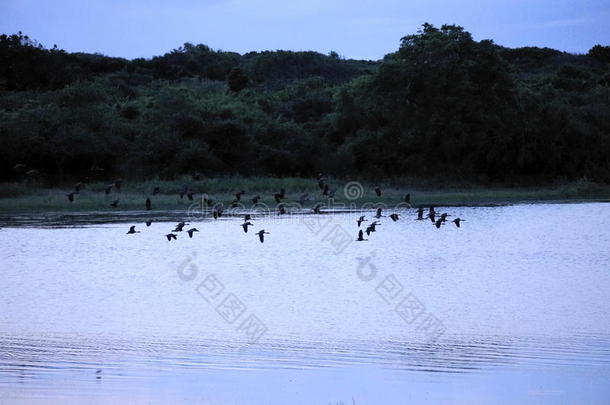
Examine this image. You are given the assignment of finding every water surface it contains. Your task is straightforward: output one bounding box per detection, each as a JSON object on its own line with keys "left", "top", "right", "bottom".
{"left": 1, "top": 203, "right": 609, "bottom": 404}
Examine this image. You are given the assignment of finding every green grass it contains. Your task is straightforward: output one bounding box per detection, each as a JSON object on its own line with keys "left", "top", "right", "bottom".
{"left": 0, "top": 176, "right": 609, "bottom": 213}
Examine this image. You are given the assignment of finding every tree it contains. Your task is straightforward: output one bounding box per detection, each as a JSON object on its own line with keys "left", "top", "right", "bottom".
{"left": 227, "top": 67, "right": 248, "bottom": 92}
{"left": 588, "top": 45, "right": 610, "bottom": 64}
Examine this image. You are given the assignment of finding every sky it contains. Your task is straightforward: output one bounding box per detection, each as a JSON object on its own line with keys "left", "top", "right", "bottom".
{"left": 1, "top": 0, "right": 609, "bottom": 60}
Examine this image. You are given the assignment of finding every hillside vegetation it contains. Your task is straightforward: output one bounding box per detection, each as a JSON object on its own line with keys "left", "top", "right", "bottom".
{"left": 1, "top": 24, "right": 609, "bottom": 185}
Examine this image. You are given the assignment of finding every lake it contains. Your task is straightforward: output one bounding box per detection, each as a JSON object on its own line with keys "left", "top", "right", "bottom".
{"left": 1, "top": 203, "right": 609, "bottom": 404}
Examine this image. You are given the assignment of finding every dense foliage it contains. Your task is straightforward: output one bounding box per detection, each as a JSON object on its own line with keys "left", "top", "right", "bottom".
{"left": 1, "top": 25, "right": 608, "bottom": 184}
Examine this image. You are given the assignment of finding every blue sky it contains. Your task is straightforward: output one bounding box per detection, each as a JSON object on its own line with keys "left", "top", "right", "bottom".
{"left": 1, "top": 0, "right": 609, "bottom": 60}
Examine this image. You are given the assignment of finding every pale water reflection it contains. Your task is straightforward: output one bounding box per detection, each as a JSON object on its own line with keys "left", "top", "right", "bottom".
{"left": 0, "top": 203, "right": 609, "bottom": 404}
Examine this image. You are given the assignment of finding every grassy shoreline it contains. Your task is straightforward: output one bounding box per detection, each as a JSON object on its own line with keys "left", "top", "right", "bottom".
{"left": 0, "top": 177, "right": 608, "bottom": 214}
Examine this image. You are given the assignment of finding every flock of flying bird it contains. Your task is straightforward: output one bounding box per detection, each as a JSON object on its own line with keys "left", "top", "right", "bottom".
{"left": 354, "top": 205, "right": 464, "bottom": 242}
{"left": 65, "top": 173, "right": 465, "bottom": 243}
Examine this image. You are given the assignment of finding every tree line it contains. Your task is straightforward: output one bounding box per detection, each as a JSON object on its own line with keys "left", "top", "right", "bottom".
{"left": 1, "top": 24, "right": 609, "bottom": 184}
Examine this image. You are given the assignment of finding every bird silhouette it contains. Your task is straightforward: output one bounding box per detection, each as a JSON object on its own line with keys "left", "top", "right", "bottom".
{"left": 173, "top": 222, "right": 187, "bottom": 232}
{"left": 257, "top": 230, "right": 269, "bottom": 243}
{"left": 244, "top": 214, "right": 252, "bottom": 221}
{"left": 242, "top": 221, "right": 253, "bottom": 233}
{"left": 366, "top": 221, "right": 381, "bottom": 235}
{"left": 146, "top": 219, "right": 153, "bottom": 227}
{"left": 273, "top": 188, "right": 285, "bottom": 203}
{"left": 166, "top": 233, "right": 177, "bottom": 241}
{"left": 278, "top": 204, "right": 286, "bottom": 215}
{"left": 374, "top": 207, "right": 384, "bottom": 219}
{"left": 126, "top": 225, "right": 139, "bottom": 234}
{"left": 235, "top": 190, "right": 245, "bottom": 201}
{"left": 67, "top": 192, "right": 76, "bottom": 202}
{"left": 428, "top": 209, "right": 437, "bottom": 222}
{"left": 179, "top": 184, "right": 188, "bottom": 199}
{"left": 404, "top": 193, "right": 411, "bottom": 204}
{"left": 357, "top": 216, "right": 367, "bottom": 227}
{"left": 251, "top": 195, "right": 261, "bottom": 204}
{"left": 434, "top": 218, "right": 444, "bottom": 229}
{"left": 440, "top": 213, "right": 451, "bottom": 222}
{"left": 416, "top": 207, "right": 425, "bottom": 220}
{"left": 187, "top": 191, "right": 194, "bottom": 201}
{"left": 389, "top": 213, "right": 400, "bottom": 222}
{"left": 374, "top": 186, "right": 382, "bottom": 197}
{"left": 110, "top": 199, "right": 119, "bottom": 208}
{"left": 313, "top": 204, "right": 322, "bottom": 214}
{"left": 145, "top": 198, "right": 152, "bottom": 210}
{"left": 453, "top": 218, "right": 465, "bottom": 228}
{"left": 186, "top": 228, "right": 199, "bottom": 238}
{"left": 356, "top": 229, "right": 367, "bottom": 241}
{"left": 322, "top": 183, "right": 329, "bottom": 196}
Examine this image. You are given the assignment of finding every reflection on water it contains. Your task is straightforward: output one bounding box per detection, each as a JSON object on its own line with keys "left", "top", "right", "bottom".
{"left": 0, "top": 203, "right": 609, "bottom": 404}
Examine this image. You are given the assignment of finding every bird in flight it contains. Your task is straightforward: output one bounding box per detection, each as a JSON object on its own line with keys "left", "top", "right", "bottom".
{"left": 126, "top": 225, "right": 139, "bottom": 234}
{"left": 242, "top": 221, "right": 253, "bottom": 233}
{"left": 186, "top": 228, "right": 199, "bottom": 238}
{"left": 273, "top": 188, "right": 285, "bottom": 203}
{"left": 173, "top": 222, "right": 187, "bottom": 232}
{"left": 365, "top": 221, "right": 381, "bottom": 235}
{"left": 257, "top": 230, "right": 270, "bottom": 243}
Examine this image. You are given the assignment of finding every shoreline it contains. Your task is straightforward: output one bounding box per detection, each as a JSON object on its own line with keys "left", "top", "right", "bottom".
{"left": 1, "top": 198, "right": 609, "bottom": 228}
{"left": 1, "top": 178, "right": 609, "bottom": 217}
